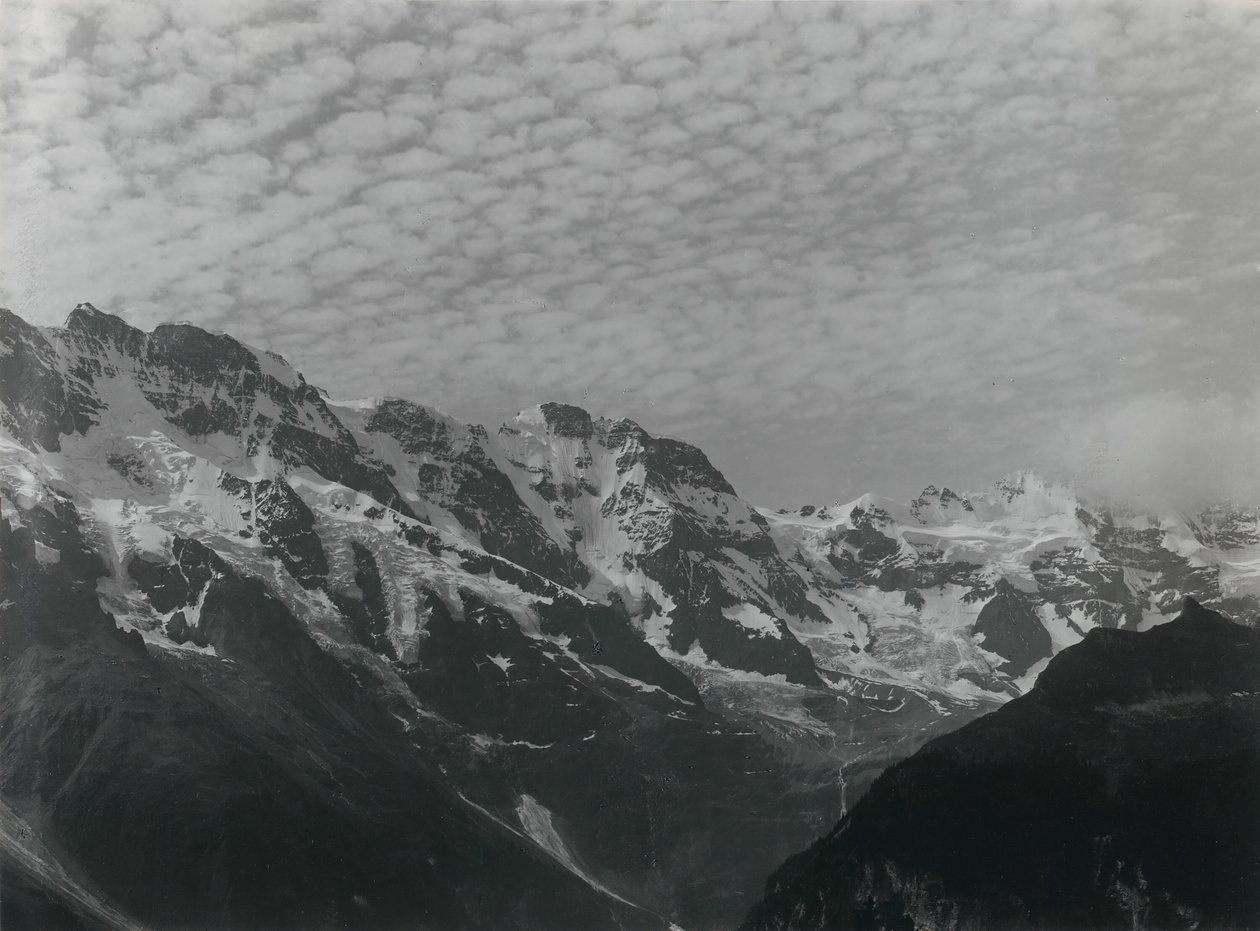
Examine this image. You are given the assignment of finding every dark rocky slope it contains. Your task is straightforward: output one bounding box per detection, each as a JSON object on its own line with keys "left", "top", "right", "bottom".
{"left": 0, "top": 504, "right": 668, "bottom": 931}
{"left": 0, "top": 459, "right": 843, "bottom": 931}
{"left": 361, "top": 397, "right": 591, "bottom": 588}
{"left": 741, "top": 598, "right": 1260, "bottom": 931}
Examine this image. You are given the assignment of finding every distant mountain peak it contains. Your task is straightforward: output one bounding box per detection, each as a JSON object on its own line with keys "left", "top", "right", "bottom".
{"left": 64, "top": 302, "right": 127, "bottom": 332}
{"left": 992, "top": 468, "right": 1061, "bottom": 499}
{"left": 513, "top": 401, "right": 598, "bottom": 440}
{"left": 62, "top": 301, "right": 145, "bottom": 349}
{"left": 538, "top": 401, "right": 595, "bottom": 438}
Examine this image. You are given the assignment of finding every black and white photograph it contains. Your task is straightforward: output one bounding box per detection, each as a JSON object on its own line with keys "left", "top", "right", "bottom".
{"left": 1, "top": 2, "right": 1257, "bottom": 929}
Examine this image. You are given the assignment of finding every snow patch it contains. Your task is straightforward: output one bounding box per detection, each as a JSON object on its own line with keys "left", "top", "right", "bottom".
{"left": 487, "top": 653, "right": 513, "bottom": 674}
{"left": 724, "top": 602, "right": 783, "bottom": 639}
{"left": 590, "top": 664, "right": 667, "bottom": 695}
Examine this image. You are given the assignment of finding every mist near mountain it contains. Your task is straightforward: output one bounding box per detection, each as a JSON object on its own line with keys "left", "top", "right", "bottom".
{"left": 1059, "top": 390, "right": 1260, "bottom": 514}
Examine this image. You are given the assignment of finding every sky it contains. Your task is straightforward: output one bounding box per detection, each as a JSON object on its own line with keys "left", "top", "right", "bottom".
{"left": 2, "top": 1, "right": 1257, "bottom": 509}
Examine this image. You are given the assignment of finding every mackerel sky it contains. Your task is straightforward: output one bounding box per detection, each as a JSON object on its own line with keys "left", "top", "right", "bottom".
{"left": 3, "top": 2, "right": 1257, "bottom": 508}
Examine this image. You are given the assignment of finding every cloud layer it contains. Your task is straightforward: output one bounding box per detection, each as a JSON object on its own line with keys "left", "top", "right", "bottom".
{"left": 2, "top": 1, "right": 1257, "bottom": 506}
{"left": 1061, "top": 389, "right": 1260, "bottom": 511}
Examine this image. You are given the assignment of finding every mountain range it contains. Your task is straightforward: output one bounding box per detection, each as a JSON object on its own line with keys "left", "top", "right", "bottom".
{"left": 2, "top": 304, "right": 1257, "bottom": 930}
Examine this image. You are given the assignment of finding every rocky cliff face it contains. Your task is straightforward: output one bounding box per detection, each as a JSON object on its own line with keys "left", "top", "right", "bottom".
{"left": 343, "top": 397, "right": 592, "bottom": 589}
{"left": 741, "top": 598, "right": 1260, "bottom": 931}
{"left": 329, "top": 392, "right": 830, "bottom": 685}
{"left": 493, "top": 402, "right": 829, "bottom": 684}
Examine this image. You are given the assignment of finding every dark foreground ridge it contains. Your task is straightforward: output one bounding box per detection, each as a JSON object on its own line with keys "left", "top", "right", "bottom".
{"left": 740, "top": 597, "right": 1260, "bottom": 931}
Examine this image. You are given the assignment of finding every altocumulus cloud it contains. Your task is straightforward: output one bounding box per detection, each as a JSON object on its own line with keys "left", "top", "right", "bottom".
{"left": 1, "top": 1, "right": 1257, "bottom": 506}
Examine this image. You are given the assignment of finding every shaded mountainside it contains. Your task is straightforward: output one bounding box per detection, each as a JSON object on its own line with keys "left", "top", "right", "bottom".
{"left": 740, "top": 599, "right": 1260, "bottom": 931}
{"left": 0, "top": 495, "right": 672, "bottom": 931}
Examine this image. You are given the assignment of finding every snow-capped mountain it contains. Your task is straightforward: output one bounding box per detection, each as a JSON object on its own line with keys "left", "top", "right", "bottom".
{"left": 765, "top": 472, "right": 1260, "bottom": 698}
{"left": 343, "top": 397, "right": 829, "bottom": 683}
{"left": 2, "top": 304, "right": 1256, "bottom": 929}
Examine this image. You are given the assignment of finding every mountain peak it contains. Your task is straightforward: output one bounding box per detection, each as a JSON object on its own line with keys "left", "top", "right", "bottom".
{"left": 993, "top": 468, "right": 1048, "bottom": 497}
{"left": 65, "top": 302, "right": 122, "bottom": 329}
{"left": 1178, "top": 595, "right": 1234, "bottom": 627}
{"left": 515, "top": 402, "right": 594, "bottom": 439}
{"left": 1182, "top": 595, "right": 1206, "bottom": 617}
{"left": 63, "top": 302, "right": 145, "bottom": 350}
